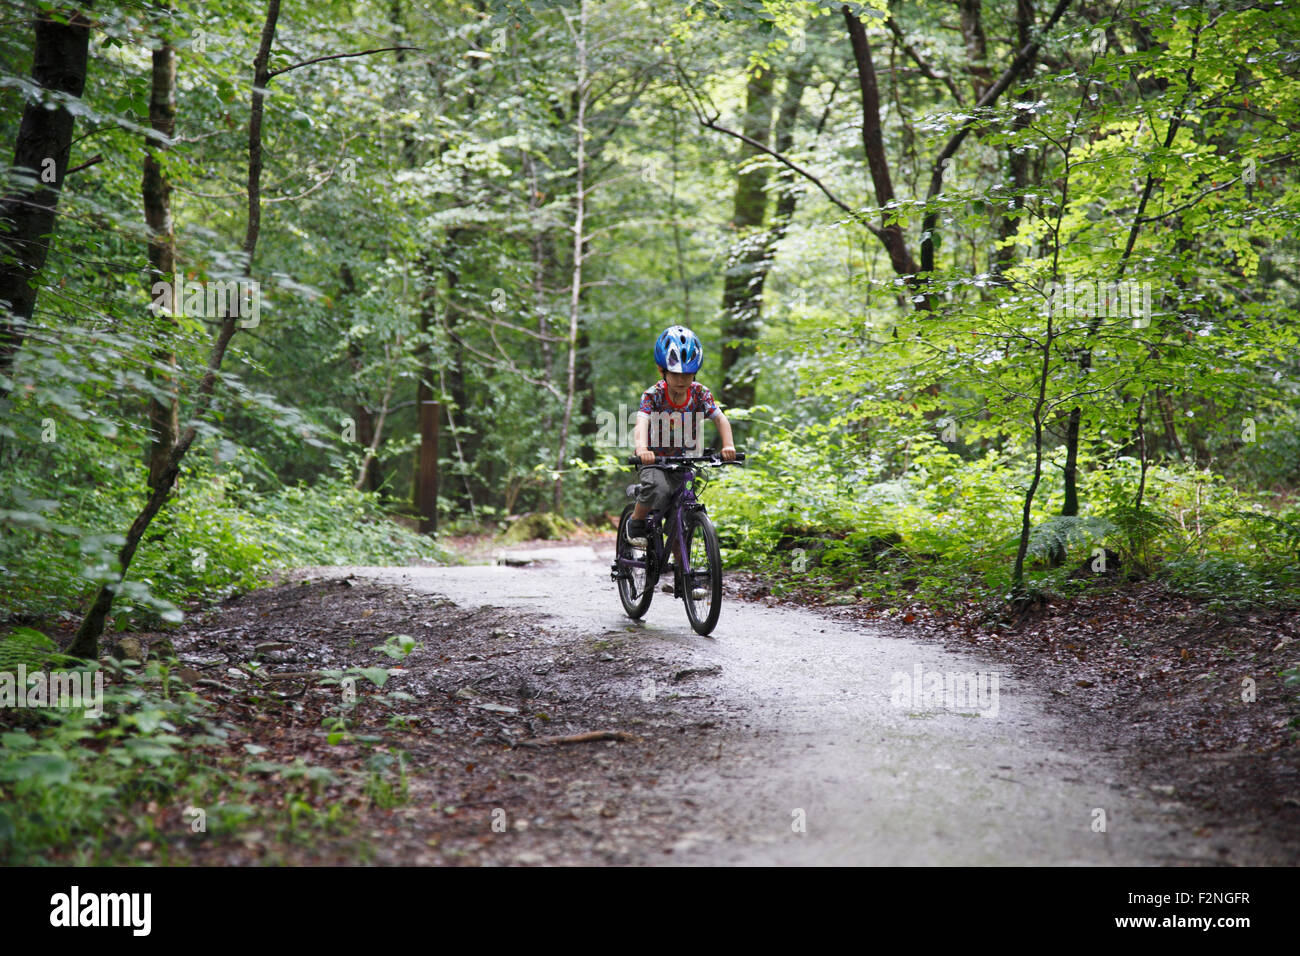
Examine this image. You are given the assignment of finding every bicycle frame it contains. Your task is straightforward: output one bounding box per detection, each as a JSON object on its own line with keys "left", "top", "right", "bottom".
{"left": 618, "top": 462, "right": 704, "bottom": 591}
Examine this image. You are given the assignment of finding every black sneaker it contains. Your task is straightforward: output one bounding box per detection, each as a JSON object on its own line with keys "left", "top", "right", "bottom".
{"left": 625, "top": 518, "right": 648, "bottom": 546}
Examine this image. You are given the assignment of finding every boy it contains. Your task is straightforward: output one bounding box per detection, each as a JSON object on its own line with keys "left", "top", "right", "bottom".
{"left": 625, "top": 325, "right": 736, "bottom": 542}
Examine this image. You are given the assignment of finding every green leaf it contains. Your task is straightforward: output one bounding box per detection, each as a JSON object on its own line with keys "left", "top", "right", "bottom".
{"left": 2, "top": 753, "right": 74, "bottom": 786}
{"left": 354, "top": 667, "right": 390, "bottom": 688}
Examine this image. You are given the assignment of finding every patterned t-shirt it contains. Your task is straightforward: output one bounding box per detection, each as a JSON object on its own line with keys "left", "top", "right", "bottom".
{"left": 636, "top": 380, "right": 721, "bottom": 456}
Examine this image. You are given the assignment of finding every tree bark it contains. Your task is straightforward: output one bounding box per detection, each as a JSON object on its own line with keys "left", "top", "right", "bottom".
{"left": 576, "top": 319, "right": 597, "bottom": 490}
{"left": 957, "top": 0, "right": 991, "bottom": 101}
{"left": 415, "top": 394, "right": 439, "bottom": 532}
{"left": 553, "top": 0, "right": 588, "bottom": 516}
{"left": 414, "top": 246, "right": 442, "bottom": 526}
{"left": 1013, "top": 311, "right": 1055, "bottom": 589}
{"left": 144, "top": 33, "right": 179, "bottom": 490}
{"left": 68, "top": 0, "right": 281, "bottom": 658}
{"left": 355, "top": 345, "right": 395, "bottom": 491}
{"left": 769, "top": 62, "right": 811, "bottom": 239}
{"left": 994, "top": 0, "right": 1035, "bottom": 277}
{"left": 718, "top": 66, "right": 774, "bottom": 410}
{"left": 524, "top": 151, "right": 555, "bottom": 384}
{"left": 340, "top": 264, "right": 381, "bottom": 492}
{"left": 719, "top": 56, "right": 811, "bottom": 411}
{"left": 843, "top": 8, "right": 919, "bottom": 283}
{"left": 0, "top": 8, "right": 92, "bottom": 389}
{"left": 431, "top": 231, "right": 475, "bottom": 511}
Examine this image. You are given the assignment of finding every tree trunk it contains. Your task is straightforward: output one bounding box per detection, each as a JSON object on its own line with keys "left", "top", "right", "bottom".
{"left": 440, "top": 367, "right": 477, "bottom": 519}
{"left": 576, "top": 320, "right": 597, "bottom": 491}
{"left": 68, "top": 0, "right": 281, "bottom": 658}
{"left": 355, "top": 346, "right": 395, "bottom": 491}
{"left": 718, "top": 66, "right": 774, "bottom": 410}
{"left": 957, "top": 0, "right": 991, "bottom": 101}
{"left": 413, "top": 246, "right": 442, "bottom": 527}
{"left": 415, "top": 394, "right": 439, "bottom": 532}
{"left": 994, "top": 0, "right": 1035, "bottom": 277}
{"left": 553, "top": 0, "right": 588, "bottom": 515}
{"left": 0, "top": 9, "right": 92, "bottom": 389}
{"left": 524, "top": 151, "right": 555, "bottom": 386}
{"left": 718, "top": 57, "right": 811, "bottom": 411}
{"left": 844, "top": 8, "right": 919, "bottom": 282}
{"left": 917, "top": 0, "right": 1074, "bottom": 280}
{"left": 341, "top": 265, "right": 380, "bottom": 493}
{"left": 435, "top": 231, "right": 477, "bottom": 509}
{"left": 144, "top": 34, "right": 179, "bottom": 489}
{"left": 1013, "top": 316, "right": 1055, "bottom": 590}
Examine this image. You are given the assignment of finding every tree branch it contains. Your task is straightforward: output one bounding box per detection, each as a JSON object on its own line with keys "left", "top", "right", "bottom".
{"left": 268, "top": 45, "right": 420, "bottom": 79}
{"left": 886, "top": 13, "right": 965, "bottom": 105}
{"left": 66, "top": 153, "right": 103, "bottom": 175}
{"left": 674, "top": 60, "right": 880, "bottom": 237}
{"left": 920, "top": 0, "right": 1075, "bottom": 274}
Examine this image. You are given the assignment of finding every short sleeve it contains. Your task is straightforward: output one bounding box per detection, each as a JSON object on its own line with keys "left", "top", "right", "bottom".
{"left": 637, "top": 386, "right": 656, "bottom": 417}
{"left": 696, "top": 383, "right": 720, "bottom": 419}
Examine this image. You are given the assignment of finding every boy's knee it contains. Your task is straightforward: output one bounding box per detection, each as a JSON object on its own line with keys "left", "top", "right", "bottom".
{"left": 637, "top": 468, "right": 668, "bottom": 511}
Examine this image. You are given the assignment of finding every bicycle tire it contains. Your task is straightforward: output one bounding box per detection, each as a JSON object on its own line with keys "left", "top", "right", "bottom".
{"left": 682, "top": 510, "right": 722, "bottom": 635}
{"left": 616, "top": 504, "right": 656, "bottom": 619}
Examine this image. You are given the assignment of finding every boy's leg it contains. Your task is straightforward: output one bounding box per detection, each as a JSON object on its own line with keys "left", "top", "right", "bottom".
{"left": 627, "top": 467, "right": 669, "bottom": 538}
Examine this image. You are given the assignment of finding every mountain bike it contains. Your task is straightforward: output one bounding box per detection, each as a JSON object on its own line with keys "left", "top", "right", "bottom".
{"left": 609, "top": 449, "right": 745, "bottom": 636}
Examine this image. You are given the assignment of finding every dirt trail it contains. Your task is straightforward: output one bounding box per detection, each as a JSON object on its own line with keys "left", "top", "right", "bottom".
{"left": 328, "top": 541, "right": 1236, "bottom": 865}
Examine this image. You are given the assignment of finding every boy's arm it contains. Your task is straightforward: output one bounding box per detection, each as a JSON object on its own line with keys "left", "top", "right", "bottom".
{"left": 713, "top": 411, "right": 736, "bottom": 460}
{"left": 634, "top": 414, "right": 655, "bottom": 464}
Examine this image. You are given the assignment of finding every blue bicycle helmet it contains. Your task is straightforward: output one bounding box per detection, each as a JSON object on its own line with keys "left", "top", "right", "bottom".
{"left": 654, "top": 325, "right": 703, "bottom": 374}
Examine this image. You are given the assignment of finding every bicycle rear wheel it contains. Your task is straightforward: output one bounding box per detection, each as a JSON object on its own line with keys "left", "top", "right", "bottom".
{"left": 616, "top": 504, "right": 655, "bottom": 619}
{"left": 682, "top": 510, "right": 722, "bottom": 635}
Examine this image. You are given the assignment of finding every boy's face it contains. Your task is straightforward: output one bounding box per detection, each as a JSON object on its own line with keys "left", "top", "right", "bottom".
{"left": 663, "top": 370, "right": 694, "bottom": 389}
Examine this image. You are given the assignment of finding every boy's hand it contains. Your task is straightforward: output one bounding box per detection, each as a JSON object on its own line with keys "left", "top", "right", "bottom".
{"left": 637, "top": 448, "right": 656, "bottom": 464}
{"left": 721, "top": 445, "right": 736, "bottom": 461}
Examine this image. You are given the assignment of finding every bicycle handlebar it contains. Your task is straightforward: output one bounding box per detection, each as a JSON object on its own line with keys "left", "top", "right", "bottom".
{"left": 625, "top": 449, "right": 746, "bottom": 467}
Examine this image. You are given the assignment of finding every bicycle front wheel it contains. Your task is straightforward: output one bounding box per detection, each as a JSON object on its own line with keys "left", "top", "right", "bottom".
{"left": 682, "top": 510, "right": 722, "bottom": 635}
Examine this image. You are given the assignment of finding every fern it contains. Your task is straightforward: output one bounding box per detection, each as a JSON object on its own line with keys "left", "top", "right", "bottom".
{"left": 1026, "top": 515, "right": 1117, "bottom": 559}
{"left": 0, "top": 628, "right": 79, "bottom": 672}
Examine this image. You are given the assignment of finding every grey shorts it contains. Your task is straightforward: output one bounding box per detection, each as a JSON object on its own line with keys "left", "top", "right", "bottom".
{"left": 636, "top": 465, "right": 686, "bottom": 515}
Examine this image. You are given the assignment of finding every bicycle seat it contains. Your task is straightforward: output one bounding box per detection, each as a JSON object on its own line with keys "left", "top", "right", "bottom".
{"left": 625, "top": 482, "right": 639, "bottom": 498}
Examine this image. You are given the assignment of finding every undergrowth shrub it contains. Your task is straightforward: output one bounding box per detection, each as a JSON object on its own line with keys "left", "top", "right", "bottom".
{"left": 1, "top": 450, "right": 448, "bottom": 629}
{"left": 708, "top": 428, "right": 1300, "bottom": 608}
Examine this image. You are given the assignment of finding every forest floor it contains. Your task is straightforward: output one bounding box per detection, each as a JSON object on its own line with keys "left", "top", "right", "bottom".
{"left": 138, "top": 571, "right": 729, "bottom": 865}
{"left": 93, "top": 530, "right": 1300, "bottom": 865}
